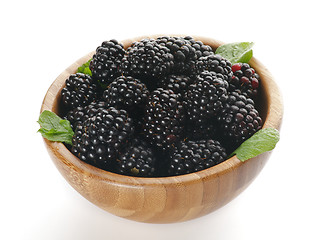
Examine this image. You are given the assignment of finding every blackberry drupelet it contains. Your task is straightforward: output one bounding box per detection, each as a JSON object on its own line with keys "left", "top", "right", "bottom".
{"left": 230, "top": 63, "right": 260, "bottom": 98}
{"left": 89, "top": 39, "right": 125, "bottom": 87}
{"left": 103, "top": 75, "right": 149, "bottom": 112}
{"left": 120, "top": 38, "right": 174, "bottom": 83}
{"left": 156, "top": 36, "right": 197, "bottom": 74}
{"left": 143, "top": 88, "right": 185, "bottom": 151}
{"left": 71, "top": 107, "right": 134, "bottom": 171}
{"left": 65, "top": 101, "right": 107, "bottom": 130}
{"left": 196, "top": 54, "right": 233, "bottom": 80}
{"left": 61, "top": 73, "right": 98, "bottom": 110}
{"left": 115, "top": 138, "right": 156, "bottom": 177}
{"left": 168, "top": 139, "right": 228, "bottom": 176}
{"left": 184, "top": 70, "right": 229, "bottom": 124}
{"left": 217, "top": 90, "right": 263, "bottom": 144}
{"left": 157, "top": 74, "right": 193, "bottom": 96}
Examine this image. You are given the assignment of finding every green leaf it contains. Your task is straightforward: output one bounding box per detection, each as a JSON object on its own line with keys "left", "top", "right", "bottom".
{"left": 230, "top": 128, "right": 280, "bottom": 162}
{"left": 37, "top": 110, "right": 74, "bottom": 145}
{"left": 77, "top": 58, "right": 92, "bottom": 76}
{"left": 215, "top": 42, "right": 254, "bottom": 64}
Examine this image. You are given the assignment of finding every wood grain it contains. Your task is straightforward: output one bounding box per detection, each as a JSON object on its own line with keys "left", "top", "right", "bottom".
{"left": 40, "top": 35, "right": 283, "bottom": 223}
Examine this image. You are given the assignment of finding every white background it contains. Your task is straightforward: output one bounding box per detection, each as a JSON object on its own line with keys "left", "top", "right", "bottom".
{"left": 1, "top": 0, "right": 336, "bottom": 239}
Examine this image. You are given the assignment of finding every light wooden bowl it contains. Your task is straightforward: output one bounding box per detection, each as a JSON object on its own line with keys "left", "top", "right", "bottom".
{"left": 41, "top": 35, "right": 283, "bottom": 223}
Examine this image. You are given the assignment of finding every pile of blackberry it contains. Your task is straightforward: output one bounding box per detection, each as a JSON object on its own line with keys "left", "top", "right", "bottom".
{"left": 60, "top": 36, "right": 263, "bottom": 177}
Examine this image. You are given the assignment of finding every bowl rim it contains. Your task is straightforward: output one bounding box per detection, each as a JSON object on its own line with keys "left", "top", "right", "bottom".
{"left": 40, "top": 35, "right": 283, "bottom": 185}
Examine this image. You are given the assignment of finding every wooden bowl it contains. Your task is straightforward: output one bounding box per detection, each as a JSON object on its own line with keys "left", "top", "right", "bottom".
{"left": 40, "top": 35, "right": 283, "bottom": 223}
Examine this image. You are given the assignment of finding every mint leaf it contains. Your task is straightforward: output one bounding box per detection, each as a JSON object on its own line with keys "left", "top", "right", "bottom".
{"left": 215, "top": 42, "right": 254, "bottom": 64}
{"left": 37, "top": 110, "right": 74, "bottom": 145}
{"left": 77, "top": 58, "right": 92, "bottom": 76}
{"left": 230, "top": 128, "right": 280, "bottom": 162}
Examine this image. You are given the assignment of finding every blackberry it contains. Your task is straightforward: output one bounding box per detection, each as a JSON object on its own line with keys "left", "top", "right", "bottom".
{"left": 230, "top": 63, "right": 260, "bottom": 98}
{"left": 157, "top": 74, "right": 193, "bottom": 96}
{"left": 89, "top": 39, "right": 125, "bottom": 87}
{"left": 184, "top": 120, "right": 216, "bottom": 141}
{"left": 120, "top": 38, "right": 174, "bottom": 83}
{"left": 102, "top": 75, "right": 149, "bottom": 112}
{"left": 185, "top": 36, "right": 214, "bottom": 59}
{"left": 71, "top": 107, "right": 134, "bottom": 171}
{"left": 184, "top": 36, "right": 214, "bottom": 75}
{"left": 217, "top": 90, "right": 263, "bottom": 144}
{"left": 156, "top": 36, "right": 197, "bottom": 74}
{"left": 168, "top": 139, "right": 228, "bottom": 176}
{"left": 115, "top": 139, "right": 156, "bottom": 177}
{"left": 65, "top": 101, "right": 107, "bottom": 130}
{"left": 143, "top": 88, "right": 185, "bottom": 151}
{"left": 196, "top": 54, "right": 233, "bottom": 80}
{"left": 61, "top": 73, "right": 98, "bottom": 110}
{"left": 184, "top": 70, "right": 229, "bottom": 124}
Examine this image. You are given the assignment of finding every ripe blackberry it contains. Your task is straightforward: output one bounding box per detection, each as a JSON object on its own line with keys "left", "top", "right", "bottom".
{"left": 156, "top": 36, "right": 197, "bottom": 74}
{"left": 168, "top": 139, "right": 228, "bottom": 176}
{"left": 115, "top": 139, "right": 156, "bottom": 177}
{"left": 217, "top": 90, "right": 263, "bottom": 144}
{"left": 229, "top": 63, "right": 260, "bottom": 98}
{"left": 184, "top": 70, "right": 229, "bottom": 124}
{"left": 157, "top": 74, "right": 193, "bottom": 96}
{"left": 120, "top": 38, "right": 174, "bottom": 82}
{"left": 184, "top": 120, "right": 216, "bottom": 141}
{"left": 143, "top": 88, "right": 185, "bottom": 151}
{"left": 89, "top": 39, "right": 125, "bottom": 87}
{"left": 61, "top": 73, "right": 98, "bottom": 110}
{"left": 102, "top": 75, "right": 149, "bottom": 112}
{"left": 71, "top": 107, "right": 134, "bottom": 171}
{"left": 65, "top": 101, "right": 107, "bottom": 130}
{"left": 196, "top": 54, "right": 233, "bottom": 80}
{"left": 184, "top": 36, "right": 214, "bottom": 74}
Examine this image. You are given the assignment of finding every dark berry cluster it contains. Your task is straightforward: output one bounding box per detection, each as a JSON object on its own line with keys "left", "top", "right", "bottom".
{"left": 115, "top": 138, "right": 156, "bottom": 177}
{"left": 90, "top": 39, "right": 125, "bottom": 87}
{"left": 120, "top": 39, "right": 174, "bottom": 82}
{"left": 196, "top": 54, "right": 233, "bottom": 79}
{"left": 71, "top": 108, "right": 134, "bottom": 171}
{"left": 143, "top": 88, "right": 185, "bottom": 151}
{"left": 103, "top": 75, "right": 149, "bottom": 113}
{"left": 60, "top": 36, "right": 263, "bottom": 177}
{"left": 218, "top": 90, "right": 263, "bottom": 143}
{"left": 184, "top": 70, "right": 229, "bottom": 125}
{"left": 168, "top": 140, "right": 227, "bottom": 176}
{"left": 61, "top": 73, "right": 98, "bottom": 110}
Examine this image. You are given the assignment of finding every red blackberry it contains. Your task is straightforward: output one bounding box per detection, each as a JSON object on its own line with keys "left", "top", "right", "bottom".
{"left": 229, "top": 63, "right": 260, "bottom": 98}
{"left": 89, "top": 39, "right": 125, "bottom": 87}
{"left": 65, "top": 101, "right": 107, "bottom": 130}
{"left": 143, "top": 88, "right": 185, "bottom": 151}
{"left": 196, "top": 54, "right": 233, "bottom": 80}
{"left": 184, "top": 70, "right": 229, "bottom": 124}
{"left": 71, "top": 107, "right": 134, "bottom": 171}
{"left": 120, "top": 38, "right": 174, "bottom": 82}
{"left": 157, "top": 74, "right": 193, "bottom": 96}
{"left": 217, "top": 90, "right": 263, "bottom": 144}
{"left": 168, "top": 139, "right": 228, "bottom": 176}
{"left": 115, "top": 138, "right": 156, "bottom": 177}
{"left": 102, "top": 75, "right": 149, "bottom": 112}
{"left": 61, "top": 73, "right": 98, "bottom": 110}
